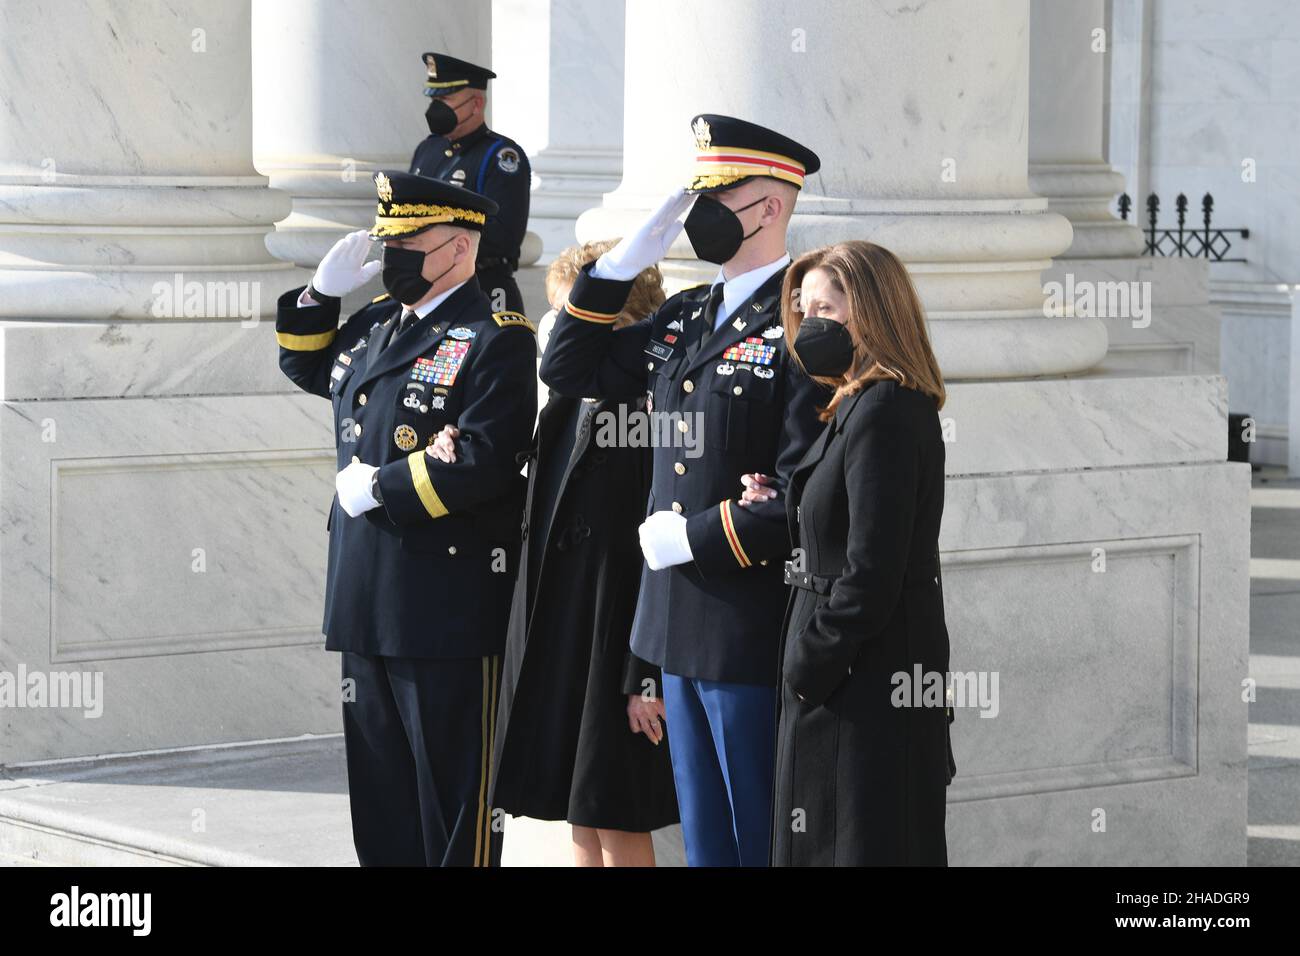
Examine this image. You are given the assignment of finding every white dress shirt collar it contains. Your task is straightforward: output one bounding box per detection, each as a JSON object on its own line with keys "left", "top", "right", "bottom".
{"left": 711, "top": 253, "right": 791, "bottom": 329}
{"left": 408, "top": 278, "right": 469, "bottom": 320}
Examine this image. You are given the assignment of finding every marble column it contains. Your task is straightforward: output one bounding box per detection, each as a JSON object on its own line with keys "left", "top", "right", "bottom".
{"left": 1041, "top": 0, "right": 1221, "bottom": 374}
{"left": 0, "top": 0, "right": 334, "bottom": 763}
{"left": 570, "top": 0, "right": 1247, "bottom": 866}
{"left": 252, "top": 0, "right": 490, "bottom": 269}
{"left": 525, "top": 0, "right": 626, "bottom": 256}
{"left": 578, "top": 0, "right": 1103, "bottom": 381}
{"left": 1029, "top": 0, "right": 1144, "bottom": 258}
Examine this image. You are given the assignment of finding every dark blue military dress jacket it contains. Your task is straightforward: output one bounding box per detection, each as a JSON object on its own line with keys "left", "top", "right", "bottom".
{"left": 411, "top": 124, "right": 531, "bottom": 277}
{"left": 539, "top": 263, "right": 827, "bottom": 686}
{"left": 276, "top": 278, "right": 537, "bottom": 658}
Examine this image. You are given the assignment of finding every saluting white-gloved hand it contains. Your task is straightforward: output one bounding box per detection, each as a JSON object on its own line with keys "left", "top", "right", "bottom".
{"left": 593, "top": 188, "right": 695, "bottom": 281}
{"left": 336, "top": 460, "right": 380, "bottom": 517}
{"left": 638, "top": 510, "right": 694, "bottom": 570}
{"left": 310, "top": 229, "right": 382, "bottom": 298}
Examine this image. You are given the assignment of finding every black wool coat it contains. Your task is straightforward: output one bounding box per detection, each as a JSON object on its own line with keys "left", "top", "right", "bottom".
{"left": 771, "top": 379, "right": 955, "bottom": 866}
{"left": 489, "top": 391, "right": 678, "bottom": 832}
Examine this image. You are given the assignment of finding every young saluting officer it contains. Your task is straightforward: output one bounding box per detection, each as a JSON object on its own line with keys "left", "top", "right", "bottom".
{"left": 540, "top": 115, "right": 826, "bottom": 866}
{"left": 275, "top": 171, "right": 537, "bottom": 866}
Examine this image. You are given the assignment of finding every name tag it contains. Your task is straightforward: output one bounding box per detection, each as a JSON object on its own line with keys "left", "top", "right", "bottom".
{"left": 644, "top": 340, "right": 674, "bottom": 362}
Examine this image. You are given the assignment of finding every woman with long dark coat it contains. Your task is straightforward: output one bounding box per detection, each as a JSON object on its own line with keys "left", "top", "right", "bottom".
{"left": 431, "top": 241, "right": 678, "bottom": 865}
{"left": 742, "top": 240, "right": 955, "bottom": 866}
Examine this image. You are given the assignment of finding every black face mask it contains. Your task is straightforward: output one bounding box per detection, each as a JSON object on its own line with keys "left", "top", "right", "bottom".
{"left": 425, "top": 97, "right": 461, "bottom": 136}
{"left": 793, "top": 316, "right": 856, "bottom": 378}
{"left": 381, "top": 238, "right": 455, "bottom": 305}
{"left": 683, "top": 194, "right": 768, "bottom": 264}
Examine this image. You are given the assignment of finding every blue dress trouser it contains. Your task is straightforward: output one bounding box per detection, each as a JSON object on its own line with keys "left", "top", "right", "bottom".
{"left": 661, "top": 673, "right": 776, "bottom": 867}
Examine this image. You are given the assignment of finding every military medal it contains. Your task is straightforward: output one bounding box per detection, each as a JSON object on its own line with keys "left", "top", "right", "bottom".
{"left": 413, "top": 340, "right": 471, "bottom": 388}
{"left": 722, "top": 336, "right": 776, "bottom": 366}
{"left": 394, "top": 424, "right": 419, "bottom": 451}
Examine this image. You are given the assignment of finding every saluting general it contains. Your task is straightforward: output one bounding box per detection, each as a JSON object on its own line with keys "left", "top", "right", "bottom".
{"left": 411, "top": 52, "right": 531, "bottom": 316}
{"left": 275, "top": 170, "right": 537, "bottom": 866}
{"left": 540, "top": 115, "right": 826, "bottom": 866}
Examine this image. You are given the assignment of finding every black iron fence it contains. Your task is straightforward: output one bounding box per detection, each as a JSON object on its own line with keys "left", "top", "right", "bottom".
{"left": 1117, "top": 192, "right": 1249, "bottom": 262}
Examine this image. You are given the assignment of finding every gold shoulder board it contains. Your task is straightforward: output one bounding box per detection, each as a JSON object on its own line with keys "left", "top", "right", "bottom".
{"left": 492, "top": 310, "right": 536, "bottom": 332}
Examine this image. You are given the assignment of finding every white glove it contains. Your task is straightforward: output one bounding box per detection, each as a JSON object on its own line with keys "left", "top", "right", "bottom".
{"left": 310, "top": 229, "right": 382, "bottom": 298}
{"left": 638, "top": 510, "right": 693, "bottom": 570}
{"left": 592, "top": 189, "right": 695, "bottom": 281}
{"left": 336, "top": 460, "right": 380, "bottom": 517}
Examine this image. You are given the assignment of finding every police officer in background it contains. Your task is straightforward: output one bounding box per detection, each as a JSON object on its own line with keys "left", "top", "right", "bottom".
{"left": 411, "top": 52, "right": 531, "bottom": 316}
{"left": 540, "top": 115, "right": 825, "bottom": 866}
{"left": 276, "top": 170, "right": 537, "bottom": 866}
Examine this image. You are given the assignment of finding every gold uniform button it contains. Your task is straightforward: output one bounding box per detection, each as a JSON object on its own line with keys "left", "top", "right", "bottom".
{"left": 444, "top": 148, "right": 454, "bottom": 157}
{"left": 357, "top": 393, "right": 367, "bottom": 405}
{"left": 671, "top": 501, "right": 683, "bottom": 514}
{"left": 647, "top": 362, "right": 654, "bottom": 370}
{"left": 353, "top": 423, "right": 363, "bottom": 437}
{"left": 674, "top": 462, "right": 686, "bottom": 475}
{"left": 447, "top": 545, "right": 457, "bottom": 555}
{"left": 733, "top": 385, "right": 743, "bottom": 396}
{"left": 683, "top": 380, "right": 694, "bottom": 393}
{"left": 677, "top": 419, "right": 689, "bottom": 434}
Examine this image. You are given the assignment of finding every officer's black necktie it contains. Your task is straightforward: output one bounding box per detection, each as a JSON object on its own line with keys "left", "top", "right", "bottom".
{"left": 389, "top": 309, "right": 417, "bottom": 348}
{"left": 699, "top": 282, "right": 726, "bottom": 344}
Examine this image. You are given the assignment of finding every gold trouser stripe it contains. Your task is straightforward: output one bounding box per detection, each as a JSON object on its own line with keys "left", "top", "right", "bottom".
{"left": 406, "top": 452, "right": 449, "bottom": 519}
{"left": 474, "top": 656, "right": 490, "bottom": 867}
{"left": 276, "top": 329, "right": 337, "bottom": 351}
{"left": 475, "top": 655, "right": 500, "bottom": 866}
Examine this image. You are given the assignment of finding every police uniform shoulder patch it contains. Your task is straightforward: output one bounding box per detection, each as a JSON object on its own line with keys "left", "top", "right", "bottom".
{"left": 371, "top": 292, "right": 392, "bottom": 304}
{"left": 496, "top": 146, "right": 521, "bottom": 174}
{"left": 492, "top": 310, "right": 536, "bottom": 332}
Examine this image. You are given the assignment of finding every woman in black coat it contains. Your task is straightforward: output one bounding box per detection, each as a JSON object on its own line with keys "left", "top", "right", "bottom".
{"left": 742, "top": 240, "right": 954, "bottom": 866}
{"left": 430, "top": 242, "right": 678, "bottom": 866}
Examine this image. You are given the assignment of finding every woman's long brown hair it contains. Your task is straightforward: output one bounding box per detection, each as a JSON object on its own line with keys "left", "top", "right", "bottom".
{"left": 781, "top": 240, "right": 946, "bottom": 420}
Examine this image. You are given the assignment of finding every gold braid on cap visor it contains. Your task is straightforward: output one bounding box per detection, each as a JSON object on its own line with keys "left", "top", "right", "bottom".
{"left": 688, "top": 146, "right": 806, "bottom": 191}
{"left": 371, "top": 202, "right": 488, "bottom": 236}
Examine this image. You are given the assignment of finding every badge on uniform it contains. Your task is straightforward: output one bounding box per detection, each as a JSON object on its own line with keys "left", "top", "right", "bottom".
{"left": 664, "top": 333, "right": 678, "bottom": 344}
{"left": 337, "top": 353, "right": 352, "bottom": 366}
{"left": 754, "top": 366, "right": 775, "bottom": 379}
{"left": 413, "top": 339, "right": 471, "bottom": 387}
{"left": 451, "top": 169, "right": 467, "bottom": 183}
{"left": 431, "top": 395, "right": 446, "bottom": 410}
{"left": 644, "top": 340, "right": 674, "bottom": 362}
{"left": 403, "top": 391, "right": 423, "bottom": 410}
{"left": 716, "top": 362, "right": 736, "bottom": 375}
{"left": 732, "top": 316, "right": 746, "bottom": 331}
{"left": 497, "top": 147, "right": 521, "bottom": 173}
{"left": 722, "top": 337, "right": 776, "bottom": 366}
{"left": 667, "top": 318, "right": 684, "bottom": 332}
{"left": 762, "top": 326, "right": 783, "bottom": 339}
{"left": 394, "top": 424, "right": 419, "bottom": 451}
{"left": 447, "top": 326, "right": 475, "bottom": 340}
{"left": 330, "top": 363, "right": 348, "bottom": 386}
